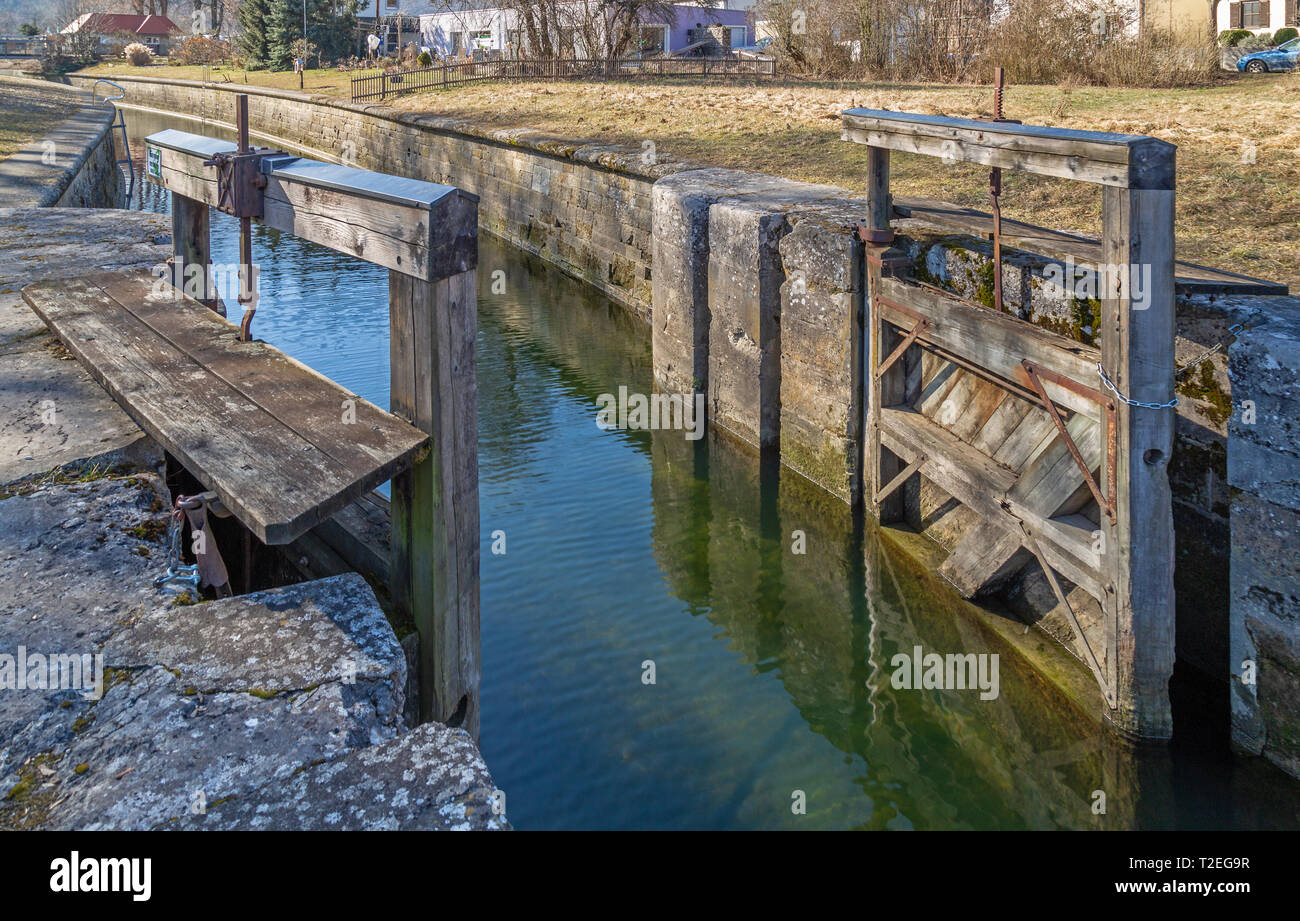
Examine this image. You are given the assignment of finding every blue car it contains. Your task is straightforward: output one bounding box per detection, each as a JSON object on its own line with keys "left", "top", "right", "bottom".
{"left": 1237, "top": 37, "right": 1300, "bottom": 72}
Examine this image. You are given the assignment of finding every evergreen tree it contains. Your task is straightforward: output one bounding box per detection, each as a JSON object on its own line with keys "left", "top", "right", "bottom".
{"left": 237, "top": 0, "right": 272, "bottom": 69}
{"left": 261, "top": 0, "right": 360, "bottom": 71}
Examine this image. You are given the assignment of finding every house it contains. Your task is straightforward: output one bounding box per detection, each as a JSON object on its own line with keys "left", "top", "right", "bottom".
{"left": 60, "top": 13, "right": 182, "bottom": 55}
{"left": 415, "top": 3, "right": 753, "bottom": 59}
{"left": 1216, "top": 0, "right": 1298, "bottom": 34}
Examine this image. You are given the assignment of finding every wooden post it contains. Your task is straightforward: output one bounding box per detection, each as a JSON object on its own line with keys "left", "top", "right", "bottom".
{"left": 170, "top": 192, "right": 217, "bottom": 313}
{"left": 389, "top": 267, "right": 480, "bottom": 738}
{"left": 864, "top": 146, "right": 909, "bottom": 523}
{"left": 1100, "top": 181, "right": 1177, "bottom": 740}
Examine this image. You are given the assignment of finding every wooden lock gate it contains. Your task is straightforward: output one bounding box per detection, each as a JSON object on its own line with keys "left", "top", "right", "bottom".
{"left": 842, "top": 107, "right": 1182, "bottom": 739}
{"left": 22, "top": 100, "right": 482, "bottom": 736}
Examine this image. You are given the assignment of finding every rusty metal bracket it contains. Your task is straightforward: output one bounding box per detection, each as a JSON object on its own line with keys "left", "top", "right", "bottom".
{"left": 1018, "top": 359, "right": 1118, "bottom": 522}
{"left": 874, "top": 296, "right": 930, "bottom": 381}
{"left": 202, "top": 148, "right": 274, "bottom": 219}
{"left": 854, "top": 223, "right": 894, "bottom": 246}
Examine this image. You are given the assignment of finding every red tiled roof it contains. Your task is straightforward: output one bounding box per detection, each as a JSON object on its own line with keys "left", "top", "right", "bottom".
{"left": 62, "top": 13, "right": 182, "bottom": 36}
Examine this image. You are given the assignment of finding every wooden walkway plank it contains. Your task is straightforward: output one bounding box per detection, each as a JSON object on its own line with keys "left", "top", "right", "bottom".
{"left": 22, "top": 272, "right": 428, "bottom": 545}
{"left": 95, "top": 271, "right": 425, "bottom": 480}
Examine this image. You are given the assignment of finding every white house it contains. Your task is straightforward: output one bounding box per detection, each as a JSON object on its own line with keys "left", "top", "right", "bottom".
{"left": 1217, "top": 0, "right": 1298, "bottom": 34}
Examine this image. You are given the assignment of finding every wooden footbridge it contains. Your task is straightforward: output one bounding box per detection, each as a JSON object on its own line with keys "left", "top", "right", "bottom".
{"left": 21, "top": 96, "right": 481, "bottom": 736}
{"left": 843, "top": 106, "right": 1181, "bottom": 738}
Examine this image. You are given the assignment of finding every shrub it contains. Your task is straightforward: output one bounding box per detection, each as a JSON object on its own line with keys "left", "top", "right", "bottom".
{"left": 176, "top": 35, "right": 230, "bottom": 65}
{"left": 1219, "top": 29, "right": 1253, "bottom": 46}
{"left": 123, "top": 42, "right": 153, "bottom": 66}
{"left": 1274, "top": 27, "right": 1298, "bottom": 44}
{"left": 1242, "top": 31, "right": 1274, "bottom": 48}
{"left": 417, "top": 50, "right": 432, "bottom": 67}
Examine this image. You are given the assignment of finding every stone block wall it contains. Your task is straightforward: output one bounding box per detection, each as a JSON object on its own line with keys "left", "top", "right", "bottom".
{"left": 1228, "top": 299, "right": 1300, "bottom": 778}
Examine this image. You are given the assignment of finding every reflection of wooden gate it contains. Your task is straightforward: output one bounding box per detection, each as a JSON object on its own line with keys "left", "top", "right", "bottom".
{"left": 842, "top": 109, "right": 1177, "bottom": 738}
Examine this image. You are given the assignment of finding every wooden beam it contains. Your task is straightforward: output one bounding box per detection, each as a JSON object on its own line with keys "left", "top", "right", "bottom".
{"left": 876, "top": 276, "right": 1102, "bottom": 421}
{"left": 389, "top": 268, "right": 481, "bottom": 738}
{"left": 864, "top": 146, "right": 914, "bottom": 523}
{"left": 1099, "top": 184, "right": 1177, "bottom": 739}
{"left": 145, "top": 130, "right": 478, "bottom": 282}
{"left": 842, "top": 109, "right": 1175, "bottom": 189}
{"left": 170, "top": 192, "right": 217, "bottom": 313}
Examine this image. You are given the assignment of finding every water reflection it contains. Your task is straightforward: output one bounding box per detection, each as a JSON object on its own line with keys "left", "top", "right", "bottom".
{"left": 120, "top": 108, "right": 1300, "bottom": 830}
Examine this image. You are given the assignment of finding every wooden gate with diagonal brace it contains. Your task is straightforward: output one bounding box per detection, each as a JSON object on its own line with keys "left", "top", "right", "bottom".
{"left": 842, "top": 108, "right": 1178, "bottom": 739}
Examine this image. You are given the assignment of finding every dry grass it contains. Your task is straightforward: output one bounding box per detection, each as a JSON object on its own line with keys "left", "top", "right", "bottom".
{"left": 389, "top": 75, "right": 1300, "bottom": 289}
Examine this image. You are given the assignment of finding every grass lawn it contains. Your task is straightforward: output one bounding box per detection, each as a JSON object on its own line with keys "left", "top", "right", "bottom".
{"left": 0, "top": 81, "right": 81, "bottom": 161}
{"left": 76, "top": 61, "right": 1300, "bottom": 289}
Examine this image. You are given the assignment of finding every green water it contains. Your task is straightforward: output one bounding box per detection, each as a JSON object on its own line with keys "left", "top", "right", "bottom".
{"left": 123, "top": 111, "right": 1300, "bottom": 830}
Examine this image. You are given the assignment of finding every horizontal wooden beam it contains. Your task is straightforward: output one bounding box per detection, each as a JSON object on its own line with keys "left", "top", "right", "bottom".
{"left": 842, "top": 108, "right": 1175, "bottom": 190}
{"left": 878, "top": 407, "right": 1104, "bottom": 599}
{"left": 144, "top": 129, "right": 478, "bottom": 281}
{"left": 877, "top": 276, "right": 1102, "bottom": 421}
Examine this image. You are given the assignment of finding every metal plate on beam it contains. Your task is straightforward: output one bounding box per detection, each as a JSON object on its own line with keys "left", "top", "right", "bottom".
{"left": 267, "top": 159, "right": 478, "bottom": 211}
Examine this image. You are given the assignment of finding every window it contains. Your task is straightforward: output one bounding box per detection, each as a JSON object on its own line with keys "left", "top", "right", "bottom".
{"left": 1233, "top": 0, "right": 1269, "bottom": 28}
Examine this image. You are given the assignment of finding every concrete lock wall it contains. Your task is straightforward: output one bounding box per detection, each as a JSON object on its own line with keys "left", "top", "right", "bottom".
{"left": 0, "top": 76, "right": 122, "bottom": 209}
{"left": 63, "top": 75, "right": 1298, "bottom": 777}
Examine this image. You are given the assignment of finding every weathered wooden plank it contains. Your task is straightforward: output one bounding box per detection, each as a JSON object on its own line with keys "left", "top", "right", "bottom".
{"left": 22, "top": 272, "right": 425, "bottom": 545}
{"left": 865, "top": 146, "right": 913, "bottom": 522}
{"left": 993, "top": 407, "right": 1059, "bottom": 471}
{"left": 971, "top": 392, "right": 1034, "bottom": 457}
{"left": 931, "top": 369, "right": 977, "bottom": 430}
{"left": 1100, "top": 184, "right": 1177, "bottom": 737}
{"left": 951, "top": 378, "right": 1007, "bottom": 444}
{"left": 312, "top": 491, "right": 391, "bottom": 585}
{"left": 879, "top": 407, "right": 1101, "bottom": 597}
{"left": 917, "top": 360, "right": 961, "bottom": 417}
{"left": 170, "top": 192, "right": 217, "bottom": 312}
{"left": 146, "top": 131, "right": 478, "bottom": 282}
{"left": 941, "top": 412, "right": 1103, "bottom": 596}
{"left": 893, "top": 196, "right": 1287, "bottom": 297}
{"left": 877, "top": 276, "right": 1101, "bottom": 421}
{"left": 94, "top": 271, "right": 426, "bottom": 480}
{"left": 389, "top": 268, "right": 480, "bottom": 737}
{"left": 842, "top": 109, "right": 1175, "bottom": 189}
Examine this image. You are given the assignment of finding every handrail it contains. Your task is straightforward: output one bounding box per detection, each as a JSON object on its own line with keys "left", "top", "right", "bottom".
{"left": 91, "top": 78, "right": 126, "bottom": 106}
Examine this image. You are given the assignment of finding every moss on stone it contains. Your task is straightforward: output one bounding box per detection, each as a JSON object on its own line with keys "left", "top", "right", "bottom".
{"left": 781, "top": 435, "right": 851, "bottom": 504}
{"left": 1176, "top": 361, "right": 1233, "bottom": 427}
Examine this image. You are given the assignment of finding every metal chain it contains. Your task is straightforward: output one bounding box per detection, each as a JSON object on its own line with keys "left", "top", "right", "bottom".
{"left": 153, "top": 498, "right": 199, "bottom": 593}
{"left": 1097, "top": 362, "right": 1180, "bottom": 410}
{"left": 1175, "top": 323, "right": 1244, "bottom": 379}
